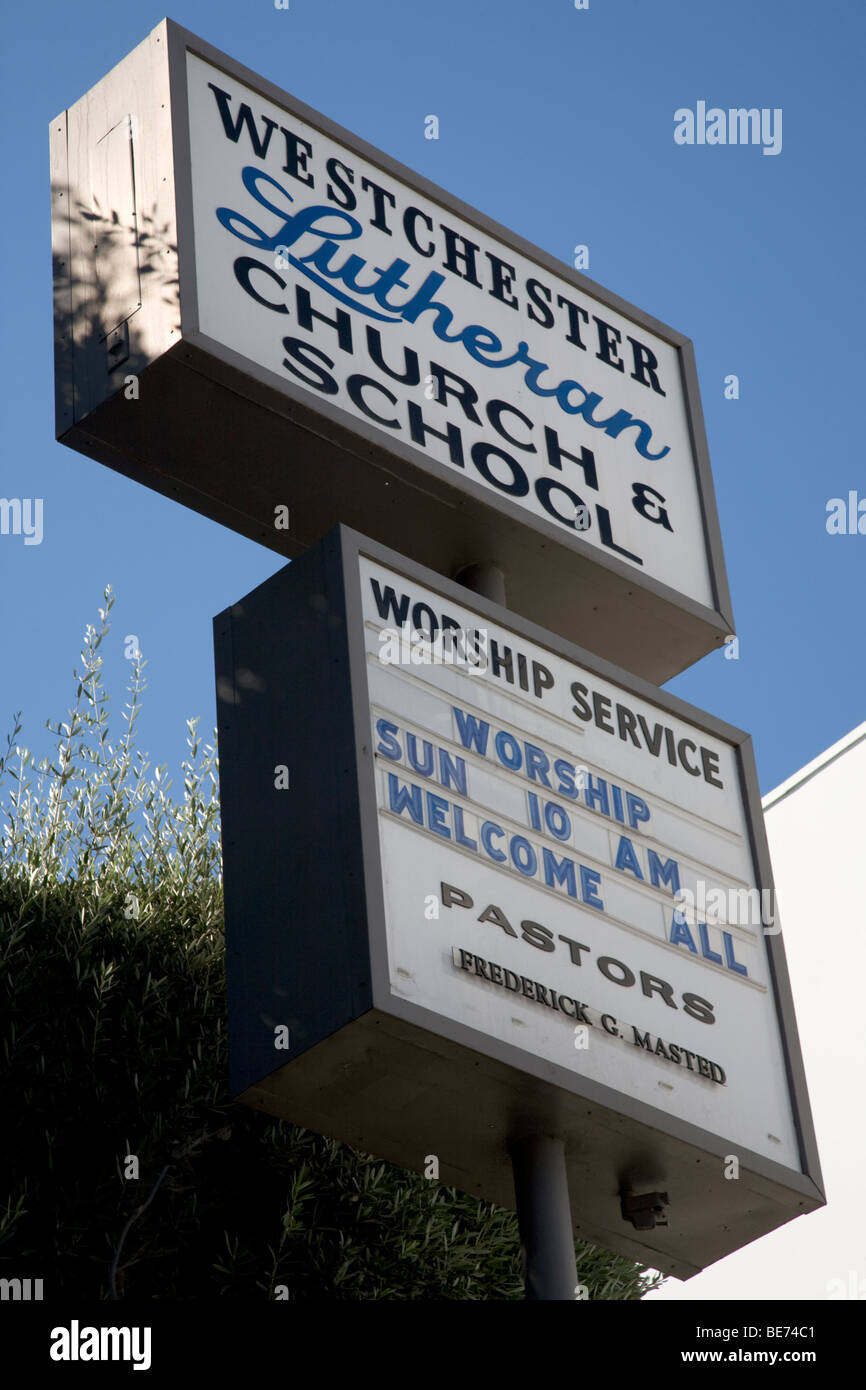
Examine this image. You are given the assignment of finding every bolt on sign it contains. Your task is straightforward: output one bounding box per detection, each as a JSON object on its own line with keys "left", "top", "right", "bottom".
{"left": 214, "top": 527, "right": 823, "bottom": 1279}
{"left": 52, "top": 18, "right": 734, "bottom": 684}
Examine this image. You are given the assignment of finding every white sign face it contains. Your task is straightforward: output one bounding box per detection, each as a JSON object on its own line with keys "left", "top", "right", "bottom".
{"left": 360, "top": 556, "right": 799, "bottom": 1168}
{"left": 186, "top": 51, "right": 714, "bottom": 607}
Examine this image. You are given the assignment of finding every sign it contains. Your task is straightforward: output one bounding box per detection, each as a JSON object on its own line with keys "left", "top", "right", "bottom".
{"left": 214, "top": 527, "right": 823, "bottom": 1279}
{"left": 53, "top": 19, "right": 733, "bottom": 682}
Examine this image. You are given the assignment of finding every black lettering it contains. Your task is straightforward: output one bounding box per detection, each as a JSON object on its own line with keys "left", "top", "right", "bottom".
{"left": 640, "top": 972, "right": 677, "bottom": 1009}
{"left": 407, "top": 402, "right": 465, "bottom": 467}
{"left": 428, "top": 363, "right": 481, "bottom": 422}
{"left": 627, "top": 336, "right": 666, "bottom": 395}
{"left": 544, "top": 429, "right": 598, "bottom": 489}
{"left": 525, "top": 277, "right": 554, "bottom": 329}
{"left": 440, "top": 224, "right": 483, "bottom": 286}
{"left": 471, "top": 443, "right": 529, "bottom": 497}
{"left": 361, "top": 176, "right": 396, "bottom": 233}
{"left": 616, "top": 703, "right": 640, "bottom": 747}
{"left": 637, "top": 714, "right": 664, "bottom": 758}
{"left": 368, "top": 580, "right": 410, "bottom": 625}
{"left": 535, "top": 477, "right": 589, "bottom": 528}
{"left": 478, "top": 903, "right": 518, "bottom": 937}
{"left": 597, "top": 505, "right": 643, "bottom": 563}
{"left": 533, "top": 663, "right": 554, "bottom": 699}
{"left": 597, "top": 956, "right": 635, "bottom": 987}
{"left": 570, "top": 682, "right": 593, "bottom": 722}
{"left": 295, "top": 285, "right": 353, "bottom": 353}
{"left": 234, "top": 256, "right": 288, "bottom": 312}
{"left": 365, "top": 327, "right": 420, "bottom": 385}
{"left": 677, "top": 739, "right": 701, "bottom": 776}
{"left": 701, "top": 747, "right": 724, "bottom": 789}
{"left": 520, "top": 920, "right": 554, "bottom": 952}
{"left": 682, "top": 992, "right": 715, "bottom": 1025}
{"left": 556, "top": 294, "right": 590, "bottom": 348}
{"left": 632, "top": 482, "right": 673, "bottom": 531}
{"left": 346, "top": 374, "right": 399, "bottom": 428}
{"left": 592, "top": 692, "right": 615, "bottom": 735}
{"left": 280, "top": 129, "right": 314, "bottom": 185}
{"left": 593, "top": 316, "right": 625, "bottom": 372}
{"left": 208, "top": 84, "right": 279, "bottom": 159}
{"left": 403, "top": 206, "right": 435, "bottom": 257}
{"left": 325, "top": 157, "right": 356, "bottom": 210}
{"left": 441, "top": 883, "right": 473, "bottom": 910}
{"left": 558, "top": 933, "right": 591, "bottom": 966}
{"left": 281, "top": 337, "right": 337, "bottom": 393}
{"left": 489, "top": 640, "right": 514, "bottom": 683}
{"left": 485, "top": 252, "right": 519, "bottom": 309}
{"left": 487, "top": 399, "right": 536, "bottom": 451}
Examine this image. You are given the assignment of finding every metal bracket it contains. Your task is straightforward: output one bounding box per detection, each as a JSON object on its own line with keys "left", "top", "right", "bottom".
{"left": 621, "top": 1190, "right": 670, "bottom": 1230}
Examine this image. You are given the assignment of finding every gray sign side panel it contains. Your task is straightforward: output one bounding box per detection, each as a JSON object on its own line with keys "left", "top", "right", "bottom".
{"left": 678, "top": 338, "right": 735, "bottom": 630}
{"left": 50, "top": 108, "right": 74, "bottom": 439}
{"left": 165, "top": 20, "right": 199, "bottom": 341}
{"left": 214, "top": 536, "right": 372, "bottom": 1099}
{"left": 339, "top": 528, "right": 393, "bottom": 1018}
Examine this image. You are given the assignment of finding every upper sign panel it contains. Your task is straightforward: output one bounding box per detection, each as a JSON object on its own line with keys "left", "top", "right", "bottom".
{"left": 187, "top": 51, "right": 713, "bottom": 607}
{"left": 51, "top": 19, "right": 734, "bottom": 680}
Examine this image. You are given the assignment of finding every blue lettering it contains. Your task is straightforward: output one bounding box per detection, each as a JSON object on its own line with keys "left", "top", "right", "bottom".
{"left": 387, "top": 773, "right": 423, "bottom": 825}
{"left": 452, "top": 706, "right": 490, "bottom": 755}
{"left": 216, "top": 168, "right": 671, "bottom": 462}
{"left": 722, "top": 931, "right": 748, "bottom": 977}
{"left": 542, "top": 848, "right": 577, "bottom": 899}
{"left": 375, "top": 719, "right": 402, "bottom": 761}
{"left": 480, "top": 820, "right": 507, "bottom": 862}
{"left": 615, "top": 835, "right": 644, "bottom": 880}
{"left": 426, "top": 791, "right": 451, "bottom": 839}
{"left": 648, "top": 851, "right": 680, "bottom": 894}
{"left": 670, "top": 911, "right": 698, "bottom": 953}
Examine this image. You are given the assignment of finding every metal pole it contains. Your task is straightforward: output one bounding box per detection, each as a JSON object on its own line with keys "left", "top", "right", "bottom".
{"left": 453, "top": 561, "right": 506, "bottom": 607}
{"left": 510, "top": 1134, "right": 578, "bottom": 1300}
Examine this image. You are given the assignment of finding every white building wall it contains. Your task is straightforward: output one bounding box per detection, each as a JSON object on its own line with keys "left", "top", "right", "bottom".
{"left": 646, "top": 722, "right": 866, "bottom": 1301}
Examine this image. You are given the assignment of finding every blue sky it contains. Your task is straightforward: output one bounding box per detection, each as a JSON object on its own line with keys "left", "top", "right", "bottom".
{"left": 2, "top": 0, "right": 864, "bottom": 797}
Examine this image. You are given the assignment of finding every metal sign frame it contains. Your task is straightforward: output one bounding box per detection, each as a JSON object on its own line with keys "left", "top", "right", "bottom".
{"left": 214, "top": 525, "right": 823, "bottom": 1280}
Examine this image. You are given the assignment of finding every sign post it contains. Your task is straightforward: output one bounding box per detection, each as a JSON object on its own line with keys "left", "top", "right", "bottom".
{"left": 51, "top": 19, "right": 824, "bottom": 1296}
{"left": 510, "top": 1135, "right": 579, "bottom": 1300}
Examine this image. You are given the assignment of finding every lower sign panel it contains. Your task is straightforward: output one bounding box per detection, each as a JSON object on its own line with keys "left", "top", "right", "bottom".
{"left": 214, "top": 527, "right": 823, "bottom": 1279}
